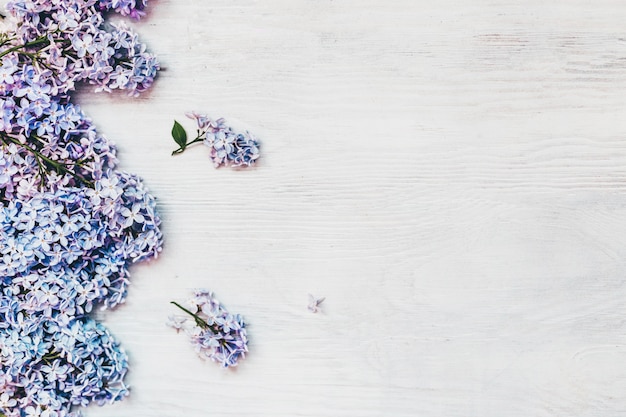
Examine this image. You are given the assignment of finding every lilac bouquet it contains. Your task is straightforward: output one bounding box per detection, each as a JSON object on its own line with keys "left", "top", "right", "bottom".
{"left": 168, "top": 290, "right": 248, "bottom": 368}
{"left": 171, "top": 113, "right": 260, "bottom": 168}
{"left": 0, "top": 1, "right": 162, "bottom": 416}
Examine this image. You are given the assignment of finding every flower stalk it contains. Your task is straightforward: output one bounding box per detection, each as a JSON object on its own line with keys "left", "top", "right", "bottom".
{"left": 170, "top": 301, "right": 212, "bottom": 331}
{"left": 0, "top": 132, "right": 94, "bottom": 187}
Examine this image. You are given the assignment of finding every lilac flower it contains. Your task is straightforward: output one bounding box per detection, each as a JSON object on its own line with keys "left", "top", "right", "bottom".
{"left": 99, "top": 0, "right": 148, "bottom": 20}
{"left": 307, "top": 294, "right": 325, "bottom": 313}
{"left": 171, "top": 113, "right": 261, "bottom": 168}
{"left": 0, "top": 0, "right": 162, "bottom": 416}
{"left": 0, "top": 393, "right": 17, "bottom": 409}
{"left": 203, "top": 125, "right": 260, "bottom": 168}
{"left": 169, "top": 290, "right": 249, "bottom": 368}
{"left": 166, "top": 315, "right": 186, "bottom": 332}
{"left": 120, "top": 203, "right": 145, "bottom": 228}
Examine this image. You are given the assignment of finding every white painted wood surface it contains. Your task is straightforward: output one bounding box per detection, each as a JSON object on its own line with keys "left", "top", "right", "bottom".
{"left": 12, "top": 0, "right": 626, "bottom": 415}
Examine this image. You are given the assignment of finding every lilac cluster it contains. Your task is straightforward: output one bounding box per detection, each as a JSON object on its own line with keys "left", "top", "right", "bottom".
{"left": 172, "top": 112, "right": 260, "bottom": 168}
{"left": 168, "top": 290, "right": 248, "bottom": 368}
{"left": 1, "top": 174, "right": 161, "bottom": 307}
{"left": 0, "top": 317, "right": 130, "bottom": 416}
{"left": 0, "top": 0, "right": 162, "bottom": 416}
{"left": 7, "top": 0, "right": 158, "bottom": 97}
{"left": 98, "top": 0, "right": 147, "bottom": 20}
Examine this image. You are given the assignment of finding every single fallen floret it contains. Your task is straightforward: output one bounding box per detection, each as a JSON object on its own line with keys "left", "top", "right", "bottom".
{"left": 168, "top": 289, "right": 248, "bottom": 368}
{"left": 307, "top": 294, "right": 325, "bottom": 313}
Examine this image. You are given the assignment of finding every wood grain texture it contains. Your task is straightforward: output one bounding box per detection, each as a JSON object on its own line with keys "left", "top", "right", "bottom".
{"left": 9, "top": 0, "right": 626, "bottom": 415}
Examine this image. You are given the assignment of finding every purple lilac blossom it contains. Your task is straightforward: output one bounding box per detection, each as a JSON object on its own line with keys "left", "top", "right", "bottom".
{"left": 168, "top": 290, "right": 248, "bottom": 368}
{"left": 0, "top": 0, "right": 162, "bottom": 416}
{"left": 186, "top": 112, "right": 260, "bottom": 168}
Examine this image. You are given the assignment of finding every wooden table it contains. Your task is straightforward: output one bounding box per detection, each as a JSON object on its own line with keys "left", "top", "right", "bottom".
{"left": 49, "top": 0, "right": 626, "bottom": 415}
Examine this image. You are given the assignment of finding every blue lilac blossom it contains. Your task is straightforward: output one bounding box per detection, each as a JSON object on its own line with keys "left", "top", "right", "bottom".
{"left": 0, "top": 1, "right": 162, "bottom": 416}
{"left": 168, "top": 290, "right": 248, "bottom": 368}
{"left": 186, "top": 112, "right": 260, "bottom": 168}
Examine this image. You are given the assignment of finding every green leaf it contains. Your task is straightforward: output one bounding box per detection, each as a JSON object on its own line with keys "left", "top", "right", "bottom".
{"left": 171, "top": 120, "right": 187, "bottom": 150}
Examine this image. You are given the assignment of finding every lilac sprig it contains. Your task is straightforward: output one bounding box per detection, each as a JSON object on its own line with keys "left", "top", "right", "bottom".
{"left": 168, "top": 290, "right": 248, "bottom": 368}
{"left": 170, "top": 113, "right": 260, "bottom": 168}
